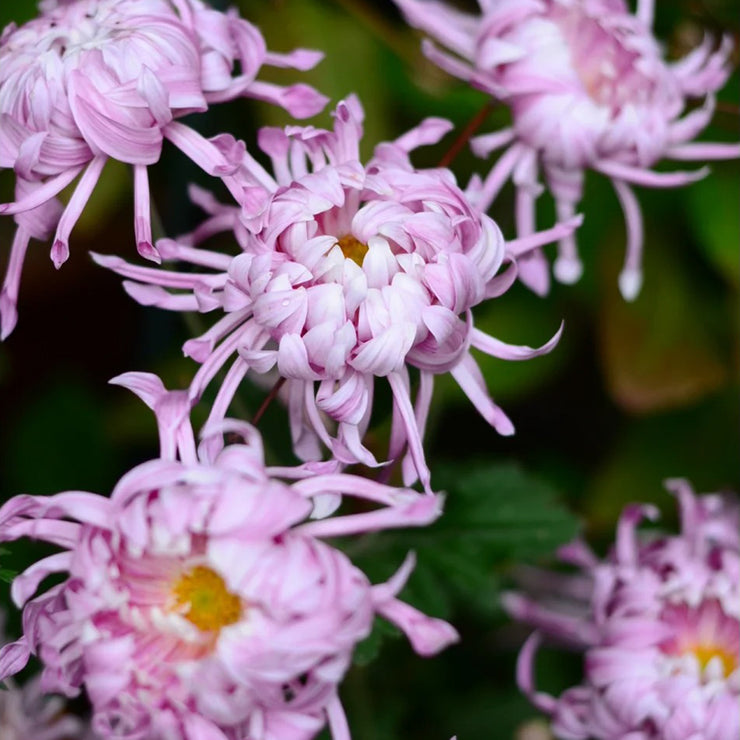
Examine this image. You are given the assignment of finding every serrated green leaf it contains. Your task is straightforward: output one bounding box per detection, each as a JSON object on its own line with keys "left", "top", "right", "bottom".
{"left": 348, "top": 463, "right": 578, "bottom": 624}
{"left": 427, "top": 462, "right": 580, "bottom": 561}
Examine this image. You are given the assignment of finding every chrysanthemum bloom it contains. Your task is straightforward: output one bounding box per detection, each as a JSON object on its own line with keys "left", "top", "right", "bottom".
{"left": 0, "top": 0, "right": 327, "bottom": 338}
{"left": 96, "top": 97, "right": 578, "bottom": 489}
{"left": 0, "top": 372, "right": 457, "bottom": 740}
{"left": 0, "top": 675, "right": 83, "bottom": 740}
{"left": 504, "top": 479, "right": 739, "bottom": 739}
{"left": 395, "top": 0, "right": 740, "bottom": 299}
{"left": 0, "top": 614, "right": 84, "bottom": 740}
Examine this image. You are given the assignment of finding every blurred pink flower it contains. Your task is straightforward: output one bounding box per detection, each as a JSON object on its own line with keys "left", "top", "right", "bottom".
{"left": 96, "top": 97, "right": 577, "bottom": 489}
{"left": 0, "top": 675, "right": 82, "bottom": 740}
{"left": 0, "top": 0, "right": 326, "bottom": 338}
{"left": 504, "top": 479, "right": 740, "bottom": 740}
{"left": 0, "top": 372, "right": 457, "bottom": 740}
{"left": 0, "top": 609, "right": 83, "bottom": 740}
{"left": 395, "top": 0, "right": 740, "bottom": 300}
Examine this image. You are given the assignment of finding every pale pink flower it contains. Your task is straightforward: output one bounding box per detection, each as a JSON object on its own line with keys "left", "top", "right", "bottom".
{"left": 96, "top": 97, "right": 577, "bottom": 489}
{"left": 395, "top": 0, "right": 740, "bottom": 299}
{"left": 0, "top": 676, "right": 83, "bottom": 740}
{"left": 0, "top": 0, "right": 326, "bottom": 339}
{"left": 504, "top": 479, "right": 740, "bottom": 740}
{"left": 0, "top": 371, "right": 457, "bottom": 740}
{"left": 0, "top": 612, "right": 83, "bottom": 740}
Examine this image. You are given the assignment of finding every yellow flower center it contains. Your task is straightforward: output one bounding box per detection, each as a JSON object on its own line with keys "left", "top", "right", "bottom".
{"left": 337, "top": 234, "right": 368, "bottom": 266}
{"left": 171, "top": 566, "right": 242, "bottom": 633}
{"left": 689, "top": 642, "right": 737, "bottom": 678}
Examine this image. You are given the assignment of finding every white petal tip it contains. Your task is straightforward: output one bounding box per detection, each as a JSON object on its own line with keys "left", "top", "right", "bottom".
{"left": 495, "top": 418, "right": 516, "bottom": 436}
{"left": 0, "top": 294, "right": 18, "bottom": 341}
{"left": 500, "top": 591, "right": 525, "bottom": 617}
{"left": 90, "top": 252, "right": 118, "bottom": 268}
{"left": 553, "top": 257, "right": 583, "bottom": 284}
{"left": 137, "top": 241, "right": 161, "bottom": 264}
{"left": 618, "top": 269, "right": 643, "bottom": 301}
{"left": 50, "top": 239, "right": 69, "bottom": 270}
{"left": 183, "top": 338, "right": 212, "bottom": 363}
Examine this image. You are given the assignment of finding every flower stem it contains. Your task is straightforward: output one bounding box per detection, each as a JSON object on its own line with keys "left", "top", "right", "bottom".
{"left": 437, "top": 102, "right": 494, "bottom": 168}
{"left": 252, "top": 376, "right": 286, "bottom": 426}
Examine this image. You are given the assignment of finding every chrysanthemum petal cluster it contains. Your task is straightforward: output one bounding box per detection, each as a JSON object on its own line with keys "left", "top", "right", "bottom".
{"left": 505, "top": 479, "right": 740, "bottom": 739}
{"left": 395, "top": 0, "right": 740, "bottom": 299}
{"left": 0, "top": 372, "right": 457, "bottom": 740}
{"left": 0, "top": 0, "right": 327, "bottom": 338}
{"left": 97, "top": 97, "right": 575, "bottom": 489}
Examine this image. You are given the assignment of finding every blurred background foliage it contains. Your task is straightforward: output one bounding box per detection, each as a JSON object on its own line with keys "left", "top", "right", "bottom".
{"left": 0, "top": 1, "right": 738, "bottom": 738}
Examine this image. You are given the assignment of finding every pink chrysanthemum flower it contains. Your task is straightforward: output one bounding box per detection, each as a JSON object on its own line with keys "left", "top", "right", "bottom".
{"left": 0, "top": 676, "right": 83, "bottom": 740}
{"left": 0, "top": 372, "right": 457, "bottom": 740}
{"left": 0, "top": 0, "right": 327, "bottom": 339}
{"left": 504, "top": 479, "right": 740, "bottom": 740}
{"left": 0, "top": 614, "right": 84, "bottom": 740}
{"left": 395, "top": 0, "right": 740, "bottom": 299}
{"left": 96, "top": 97, "right": 577, "bottom": 489}
{"left": 0, "top": 675, "right": 83, "bottom": 740}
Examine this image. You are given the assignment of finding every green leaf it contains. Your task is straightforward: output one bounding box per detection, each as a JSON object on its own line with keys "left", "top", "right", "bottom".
{"left": 348, "top": 463, "right": 579, "bottom": 624}
{"left": 427, "top": 462, "right": 581, "bottom": 562}
{"left": 353, "top": 618, "right": 401, "bottom": 667}
{"left": 0, "top": 568, "right": 17, "bottom": 584}
{"left": 685, "top": 165, "right": 740, "bottom": 288}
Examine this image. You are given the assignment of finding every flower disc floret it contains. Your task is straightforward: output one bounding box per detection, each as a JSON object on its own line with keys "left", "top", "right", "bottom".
{"left": 98, "top": 97, "right": 574, "bottom": 489}
{"left": 0, "top": 373, "right": 457, "bottom": 740}
{"left": 505, "top": 479, "right": 740, "bottom": 740}
{"left": 0, "top": 0, "right": 327, "bottom": 338}
{"left": 395, "top": 0, "right": 740, "bottom": 299}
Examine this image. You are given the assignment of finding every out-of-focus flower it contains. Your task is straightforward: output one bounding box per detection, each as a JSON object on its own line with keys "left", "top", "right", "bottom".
{"left": 395, "top": 0, "right": 740, "bottom": 300}
{"left": 0, "top": 614, "right": 83, "bottom": 740}
{"left": 504, "top": 479, "right": 740, "bottom": 740}
{"left": 96, "top": 97, "right": 577, "bottom": 489}
{"left": 0, "top": 0, "right": 327, "bottom": 339}
{"left": 0, "top": 676, "right": 82, "bottom": 740}
{"left": 515, "top": 719, "right": 554, "bottom": 740}
{"left": 0, "top": 371, "right": 457, "bottom": 740}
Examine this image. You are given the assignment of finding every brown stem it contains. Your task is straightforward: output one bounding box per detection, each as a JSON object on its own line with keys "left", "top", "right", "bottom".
{"left": 715, "top": 101, "right": 739, "bottom": 117}
{"left": 252, "top": 376, "right": 287, "bottom": 426}
{"left": 437, "top": 102, "right": 494, "bottom": 168}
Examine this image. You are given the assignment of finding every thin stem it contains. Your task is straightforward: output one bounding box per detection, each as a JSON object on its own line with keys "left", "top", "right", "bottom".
{"left": 716, "top": 101, "right": 739, "bottom": 117}
{"left": 332, "top": 0, "right": 417, "bottom": 66}
{"left": 437, "top": 102, "right": 494, "bottom": 168}
{"left": 252, "top": 376, "right": 286, "bottom": 426}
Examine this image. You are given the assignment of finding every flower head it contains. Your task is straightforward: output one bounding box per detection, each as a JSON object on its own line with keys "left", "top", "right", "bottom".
{"left": 0, "top": 372, "right": 457, "bottom": 740}
{"left": 395, "top": 0, "right": 740, "bottom": 299}
{"left": 0, "top": 677, "right": 83, "bottom": 740}
{"left": 0, "top": 610, "right": 83, "bottom": 740}
{"left": 505, "top": 479, "right": 740, "bottom": 739}
{"left": 96, "top": 97, "right": 576, "bottom": 489}
{"left": 0, "top": 0, "right": 326, "bottom": 338}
